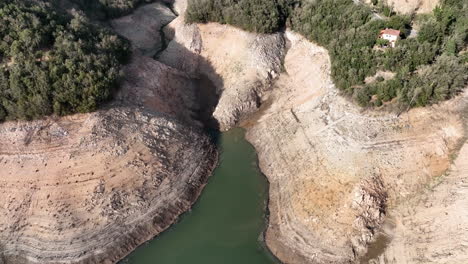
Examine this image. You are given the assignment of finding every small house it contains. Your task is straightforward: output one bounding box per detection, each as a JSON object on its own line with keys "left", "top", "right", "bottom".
{"left": 379, "top": 28, "right": 400, "bottom": 47}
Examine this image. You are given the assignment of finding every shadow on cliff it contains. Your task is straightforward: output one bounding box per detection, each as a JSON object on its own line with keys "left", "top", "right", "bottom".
{"left": 155, "top": 40, "right": 224, "bottom": 145}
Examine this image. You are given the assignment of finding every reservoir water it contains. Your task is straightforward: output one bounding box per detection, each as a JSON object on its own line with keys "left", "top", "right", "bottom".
{"left": 121, "top": 128, "right": 277, "bottom": 264}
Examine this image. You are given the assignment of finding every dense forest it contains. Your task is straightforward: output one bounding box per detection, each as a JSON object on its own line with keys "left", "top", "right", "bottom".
{"left": 0, "top": 0, "right": 129, "bottom": 121}
{"left": 186, "top": 0, "right": 294, "bottom": 33}
{"left": 187, "top": 0, "right": 468, "bottom": 109}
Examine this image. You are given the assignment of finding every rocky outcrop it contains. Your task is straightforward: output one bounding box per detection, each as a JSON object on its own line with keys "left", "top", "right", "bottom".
{"left": 243, "top": 31, "right": 467, "bottom": 263}
{"left": 386, "top": 0, "right": 439, "bottom": 14}
{"left": 2, "top": 0, "right": 465, "bottom": 263}
{"left": 0, "top": 107, "right": 216, "bottom": 264}
{"left": 151, "top": 1, "right": 468, "bottom": 262}
{"left": 0, "top": 13, "right": 218, "bottom": 262}
{"left": 362, "top": 0, "right": 439, "bottom": 14}
{"left": 157, "top": 2, "right": 285, "bottom": 130}
{"left": 375, "top": 123, "right": 468, "bottom": 264}
{"left": 116, "top": 55, "right": 200, "bottom": 125}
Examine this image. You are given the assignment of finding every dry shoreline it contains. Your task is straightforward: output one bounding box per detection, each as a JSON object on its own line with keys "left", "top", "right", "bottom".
{"left": 0, "top": 11, "right": 219, "bottom": 260}
{"left": 2, "top": 0, "right": 467, "bottom": 263}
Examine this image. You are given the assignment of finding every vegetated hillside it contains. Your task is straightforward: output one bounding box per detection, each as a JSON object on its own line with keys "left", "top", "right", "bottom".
{"left": 186, "top": 0, "right": 294, "bottom": 33}
{"left": 68, "top": 0, "right": 157, "bottom": 18}
{"left": 0, "top": 0, "right": 129, "bottom": 122}
{"left": 187, "top": 0, "right": 468, "bottom": 110}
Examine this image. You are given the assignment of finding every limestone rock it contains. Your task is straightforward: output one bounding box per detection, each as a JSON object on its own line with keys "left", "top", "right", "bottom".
{"left": 244, "top": 31, "right": 467, "bottom": 264}
{"left": 0, "top": 107, "right": 217, "bottom": 264}
{"left": 0, "top": 31, "right": 218, "bottom": 262}
{"left": 158, "top": 9, "right": 285, "bottom": 130}
{"left": 376, "top": 132, "right": 468, "bottom": 264}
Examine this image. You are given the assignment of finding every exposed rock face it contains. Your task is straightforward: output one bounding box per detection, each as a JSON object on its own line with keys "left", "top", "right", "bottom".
{"left": 243, "top": 31, "right": 467, "bottom": 263}
{"left": 157, "top": 2, "right": 285, "bottom": 130}
{"left": 116, "top": 55, "right": 199, "bottom": 125}
{"left": 153, "top": 2, "right": 468, "bottom": 262}
{"left": 361, "top": 0, "right": 439, "bottom": 14}
{"left": 111, "top": 2, "right": 176, "bottom": 56}
{"left": 2, "top": 0, "right": 465, "bottom": 263}
{"left": 0, "top": 13, "right": 217, "bottom": 262}
{"left": 0, "top": 107, "right": 216, "bottom": 264}
{"left": 197, "top": 25, "right": 284, "bottom": 130}
{"left": 376, "top": 130, "right": 468, "bottom": 264}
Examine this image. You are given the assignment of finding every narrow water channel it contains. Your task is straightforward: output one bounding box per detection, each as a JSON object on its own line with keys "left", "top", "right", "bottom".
{"left": 121, "top": 128, "right": 277, "bottom": 264}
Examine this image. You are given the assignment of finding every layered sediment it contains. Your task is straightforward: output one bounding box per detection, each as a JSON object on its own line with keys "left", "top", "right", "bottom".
{"left": 0, "top": 107, "right": 216, "bottom": 264}
{"left": 2, "top": 0, "right": 467, "bottom": 263}
{"left": 143, "top": 1, "right": 468, "bottom": 262}
{"left": 158, "top": 13, "right": 285, "bottom": 130}
{"left": 0, "top": 8, "right": 218, "bottom": 262}
{"left": 378, "top": 137, "right": 468, "bottom": 264}
{"left": 244, "top": 31, "right": 467, "bottom": 263}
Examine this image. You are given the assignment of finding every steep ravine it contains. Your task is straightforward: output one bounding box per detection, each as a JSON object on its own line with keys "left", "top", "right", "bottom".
{"left": 155, "top": 0, "right": 468, "bottom": 263}
{"left": 1, "top": 0, "right": 467, "bottom": 263}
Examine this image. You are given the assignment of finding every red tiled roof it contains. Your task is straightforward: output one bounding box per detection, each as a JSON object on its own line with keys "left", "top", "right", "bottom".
{"left": 380, "top": 28, "right": 400, "bottom": 36}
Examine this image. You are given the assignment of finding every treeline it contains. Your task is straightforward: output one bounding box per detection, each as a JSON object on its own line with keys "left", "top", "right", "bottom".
{"left": 186, "top": 0, "right": 296, "bottom": 33}
{"left": 0, "top": 0, "right": 129, "bottom": 121}
{"left": 186, "top": 0, "right": 468, "bottom": 109}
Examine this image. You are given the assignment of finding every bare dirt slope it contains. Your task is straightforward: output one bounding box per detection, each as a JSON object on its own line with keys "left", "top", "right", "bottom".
{"left": 152, "top": 1, "right": 468, "bottom": 262}
{"left": 0, "top": 107, "right": 216, "bottom": 264}
{"left": 0, "top": 9, "right": 217, "bottom": 262}
{"left": 387, "top": 0, "right": 439, "bottom": 14}
{"left": 116, "top": 55, "right": 199, "bottom": 125}
{"left": 158, "top": 3, "right": 285, "bottom": 130}
{"left": 362, "top": 0, "right": 439, "bottom": 14}
{"left": 376, "top": 137, "right": 468, "bottom": 264}
{"left": 244, "top": 31, "right": 467, "bottom": 264}
{"left": 2, "top": 0, "right": 464, "bottom": 263}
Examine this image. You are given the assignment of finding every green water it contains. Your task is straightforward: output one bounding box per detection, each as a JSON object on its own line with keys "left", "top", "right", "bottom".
{"left": 121, "top": 128, "right": 277, "bottom": 264}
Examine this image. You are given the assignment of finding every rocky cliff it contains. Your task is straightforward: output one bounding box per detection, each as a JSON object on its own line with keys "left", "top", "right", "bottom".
{"left": 158, "top": 10, "right": 285, "bottom": 130}
{"left": 1, "top": 0, "right": 466, "bottom": 263}
{"left": 0, "top": 6, "right": 218, "bottom": 262}
{"left": 244, "top": 31, "right": 468, "bottom": 264}
{"left": 157, "top": 2, "right": 467, "bottom": 262}
{"left": 0, "top": 107, "right": 216, "bottom": 264}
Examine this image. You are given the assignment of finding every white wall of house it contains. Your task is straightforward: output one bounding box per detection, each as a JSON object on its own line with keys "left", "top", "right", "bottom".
{"left": 383, "top": 34, "right": 398, "bottom": 41}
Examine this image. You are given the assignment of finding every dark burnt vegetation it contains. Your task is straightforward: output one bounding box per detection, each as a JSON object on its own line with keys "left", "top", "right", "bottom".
{"left": 0, "top": 0, "right": 130, "bottom": 121}
{"left": 187, "top": 0, "right": 468, "bottom": 110}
